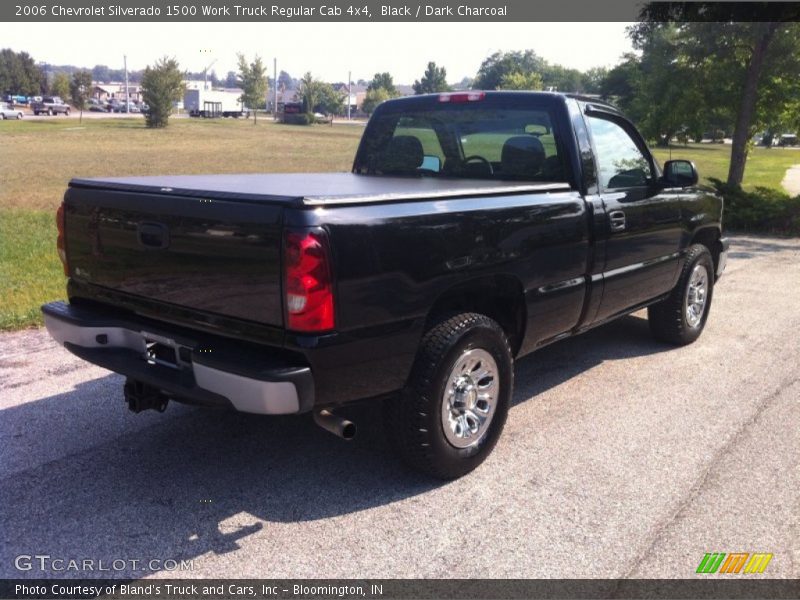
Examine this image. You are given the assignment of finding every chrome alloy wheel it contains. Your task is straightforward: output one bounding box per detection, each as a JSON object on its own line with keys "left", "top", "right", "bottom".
{"left": 685, "top": 263, "right": 709, "bottom": 328}
{"left": 441, "top": 348, "right": 499, "bottom": 448}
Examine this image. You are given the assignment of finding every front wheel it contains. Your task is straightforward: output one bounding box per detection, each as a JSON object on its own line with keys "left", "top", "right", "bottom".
{"left": 384, "top": 313, "right": 513, "bottom": 479}
{"left": 648, "top": 244, "right": 715, "bottom": 345}
{"left": 64, "top": 109, "right": 70, "bottom": 116}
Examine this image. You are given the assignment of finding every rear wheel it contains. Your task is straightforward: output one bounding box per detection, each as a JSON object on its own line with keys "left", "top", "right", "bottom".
{"left": 648, "top": 244, "right": 715, "bottom": 345}
{"left": 384, "top": 313, "right": 513, "bottom": 479}
{"left": 64, "top": 109, "right": 70, "bottom": 116}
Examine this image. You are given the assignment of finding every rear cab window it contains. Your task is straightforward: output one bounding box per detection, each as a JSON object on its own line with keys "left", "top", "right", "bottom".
{"left": 354, "top": 94, "right": 568, "bottom": 183}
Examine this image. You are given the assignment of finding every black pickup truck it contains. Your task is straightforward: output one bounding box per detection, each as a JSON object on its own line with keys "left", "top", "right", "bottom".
{"left": 43, "top": 92, "right": 729, "bottom": 478}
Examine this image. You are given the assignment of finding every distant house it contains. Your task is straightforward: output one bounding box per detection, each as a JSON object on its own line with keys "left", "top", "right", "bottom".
{"left": 268, "top": 87, "right": 301, "bottom": 112}
{"left": 333, "top": 83, "right": 368, "bottom": 112}
{"left": 92, "top": 82, "right": 142, "bottom": 103}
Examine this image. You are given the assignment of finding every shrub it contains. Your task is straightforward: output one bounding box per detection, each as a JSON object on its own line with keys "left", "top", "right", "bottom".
{"left": 710, "top": 178, "right": 800, "bottom": 235}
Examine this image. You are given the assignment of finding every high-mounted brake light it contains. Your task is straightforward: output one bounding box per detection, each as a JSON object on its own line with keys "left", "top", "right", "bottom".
{"left": 438, "top": 92, "right": 485, "bottom": 103}
{"left": 56, "top": 202, "right": 68, "bottom": 276}
{"left": 284, "top": 229, "right": 335, "bottom": 333}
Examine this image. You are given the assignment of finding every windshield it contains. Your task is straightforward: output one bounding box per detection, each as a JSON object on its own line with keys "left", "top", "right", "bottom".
{"left": 354, "top": 104, "right": 566, "bottom": 182}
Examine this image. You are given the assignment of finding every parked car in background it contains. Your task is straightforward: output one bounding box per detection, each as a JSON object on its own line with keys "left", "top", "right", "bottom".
{"left": 106, "top": 99, "right": 139, "bottom": 113}
{"left": 87, "top": 98, "right": 108, "bottom": 112}
{"left": 0, "top": 102, "right": 24, "bottom": 119}
{"left": 3, "top": 94, "right": 29, "bottom": 106}
{"left": 30, "top": 96, "right": 70, "bottom": 116}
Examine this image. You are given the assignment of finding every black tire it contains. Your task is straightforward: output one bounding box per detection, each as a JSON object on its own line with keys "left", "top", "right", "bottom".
{"left": 648, "top": 244, "right": 715, "bottom": 345}
{"left": 64, "top": 109, "right": 70, "bottom": 116}
{"left": 384, "top": 313, "right": 513, "bottom": 479}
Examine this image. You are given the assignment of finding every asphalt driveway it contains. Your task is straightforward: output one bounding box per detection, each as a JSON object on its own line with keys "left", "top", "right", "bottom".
{"left": 1, "top": 234, "right": 797, "bottom": 580}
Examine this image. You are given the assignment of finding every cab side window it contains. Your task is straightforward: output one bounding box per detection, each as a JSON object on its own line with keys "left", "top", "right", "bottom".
{"left": 587, "top": 116, "right": 652, "bottom": 190}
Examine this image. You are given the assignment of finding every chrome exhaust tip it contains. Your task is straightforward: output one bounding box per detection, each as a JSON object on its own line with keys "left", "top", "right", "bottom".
{"left": 313, "top": 409, "right": 356, "bottom": 440}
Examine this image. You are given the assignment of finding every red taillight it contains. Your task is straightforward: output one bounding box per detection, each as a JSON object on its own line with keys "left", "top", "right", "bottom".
{"left": 284, "top": 229, "right": 335, "bottom": 333}
{"left": 56, "top": 202, "right": 68, "bottom": 276}
{"left": 438, "top": 91, "right": 485, "bottom": 103}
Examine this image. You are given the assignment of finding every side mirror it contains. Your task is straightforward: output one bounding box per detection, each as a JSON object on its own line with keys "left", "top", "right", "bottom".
{"left": 663, "top": 160, "right": 698, "bottom": 187}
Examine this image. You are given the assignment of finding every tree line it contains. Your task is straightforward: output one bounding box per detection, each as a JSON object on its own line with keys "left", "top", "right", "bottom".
{"left": 4, "top": 7, "right": 798, "bottom": 186}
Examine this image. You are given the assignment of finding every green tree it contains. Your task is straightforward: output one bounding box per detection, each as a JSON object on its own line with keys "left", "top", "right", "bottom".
{"left": 599, "top": 55, "right": 641, "bottom": 110}
{"left": 51, "top": 72, "right": 70, "bottom": 101}
{"left": 498, "top": 71, "right": 543, "bottom": 91}
{"left": 140, "top": 56, "right": 185, "bottom": 128}
{"left": 69, "top": 70, "right": 93, "bottom": 123}
{"left": 0, "top": 49, "right": 43, "bottom": 95}
{"left": 413, "top": 62, "right": 450, "bottom": 94}
{"left": 541, "top": 64, "right": 585, "bottom": 92}
{"left": 582, "top": 67, "right": 609, "bottom": 94}
{"left": 237, "top": 53, "right": 268, "bottom": 124}
{"left": 314, "top": 82, "right": 345, "bottom": 116}
{"left": 298, "top": 71, "right": 319, "bottom": 116}
{"left": 367, "top": 72, "right": 397, "bottom": 96}
{"left": 636, "top": 4, "right": 800, "bottom": 186}
{"left": 224, "top": 70, "right": 238, "bottom": 88}
{"left": 277, "top": 70, "right": 294, "bottom": 90}
{"left": 362, "top": 87, "right": 390, "bottom": 115}
{"left": 474, "top": 50, "right": 546, "bottom": 90}
{"left": 628, "top": 24, "right": 707, "bottom": 147}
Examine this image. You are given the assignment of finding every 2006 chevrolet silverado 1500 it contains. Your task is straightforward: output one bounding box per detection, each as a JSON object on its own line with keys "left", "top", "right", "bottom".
{"left": 42, "top": 92, "right": 729, "bottom": 478}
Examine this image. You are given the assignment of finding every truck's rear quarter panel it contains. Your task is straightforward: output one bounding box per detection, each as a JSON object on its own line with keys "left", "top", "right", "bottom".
{"left": 288, "top": 190, "right": 590, "bottom": 402}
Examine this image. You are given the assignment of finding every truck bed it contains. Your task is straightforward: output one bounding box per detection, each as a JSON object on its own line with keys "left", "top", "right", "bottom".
{"left": 69, "top": 173, "right": 570, "bottom": 206}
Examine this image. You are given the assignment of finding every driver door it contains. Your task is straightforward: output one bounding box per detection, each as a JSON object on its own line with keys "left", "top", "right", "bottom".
{"left": 585, "top": 111, "right": 683, "bottom": 323}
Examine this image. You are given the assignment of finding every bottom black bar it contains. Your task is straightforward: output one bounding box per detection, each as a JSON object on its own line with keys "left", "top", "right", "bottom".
{"left": 2, "top": 579, "right": 799, "bottom": 600}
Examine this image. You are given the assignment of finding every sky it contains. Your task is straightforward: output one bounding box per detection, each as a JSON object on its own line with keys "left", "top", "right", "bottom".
{"left": 3, "top": 22, "right": 634, "bottom": 84}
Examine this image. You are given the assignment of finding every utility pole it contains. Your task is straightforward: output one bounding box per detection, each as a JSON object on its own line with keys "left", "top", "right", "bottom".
{"left": 347, "top": 70, "right": 351, "bottom": 120}
{"left": 203, "top": 59, "right": 217, "bottom": 91}
{"left": 273, "top": 57, "right": 278, "bottom": 121}
{"left": 124, "top": 55, "right": 129, "bottom": 113}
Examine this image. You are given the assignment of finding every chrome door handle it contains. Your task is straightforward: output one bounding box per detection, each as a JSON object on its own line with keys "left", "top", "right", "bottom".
{"left": 609, "top": 210, "right": 626, "bottom": 231}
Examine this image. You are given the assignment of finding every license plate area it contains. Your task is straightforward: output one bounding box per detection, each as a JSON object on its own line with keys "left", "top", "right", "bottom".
{"left": 141, "top": 331, "right": 192, "bottom": 370}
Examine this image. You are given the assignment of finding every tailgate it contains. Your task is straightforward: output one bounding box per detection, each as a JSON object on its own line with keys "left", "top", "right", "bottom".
{"left": 64, "top": 186, "right": 284, "bottom": 326}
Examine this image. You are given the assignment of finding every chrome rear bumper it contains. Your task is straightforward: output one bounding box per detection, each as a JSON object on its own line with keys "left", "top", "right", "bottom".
{"left": 42, "top": 301, "right": 314, "bottom": 415}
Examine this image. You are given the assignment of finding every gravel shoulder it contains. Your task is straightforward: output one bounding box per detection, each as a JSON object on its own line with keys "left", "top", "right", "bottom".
{"left": 1, "top": 234, "right": 798, "bottom": 579}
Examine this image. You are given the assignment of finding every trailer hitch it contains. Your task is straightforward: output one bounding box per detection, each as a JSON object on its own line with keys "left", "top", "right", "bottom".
{"left": 124, "top": 379, "right": 169, "bottom": 413}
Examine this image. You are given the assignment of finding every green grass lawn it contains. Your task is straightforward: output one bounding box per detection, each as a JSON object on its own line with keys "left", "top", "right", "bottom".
{"left": 1, "top": 117, "right": 798, "bottom": 330}
{"left": 0, "top": 117, "right": 363, "bottom": 330}
{"left": 0, "top": 210, "right": 63, "bottom": 330}
{"left": 651, "top": 143, "right": 799, "bottom": 190}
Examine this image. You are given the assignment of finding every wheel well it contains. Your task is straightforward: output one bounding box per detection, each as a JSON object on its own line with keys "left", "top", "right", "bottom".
{"left": 690, "top": 227, "right": 722, "bottom": 274}
{"left": 426, "top": 276, "right": 526, "bottom": 356}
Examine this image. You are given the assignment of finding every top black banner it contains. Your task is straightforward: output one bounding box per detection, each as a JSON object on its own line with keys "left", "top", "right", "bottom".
{"left": 2, "top": 1, "right": 800, "bottom": 22}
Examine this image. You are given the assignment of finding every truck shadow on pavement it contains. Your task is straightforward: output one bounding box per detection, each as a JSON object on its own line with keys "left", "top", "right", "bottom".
{"left": 1, "top": 314, "right": 670, "bottom": 578}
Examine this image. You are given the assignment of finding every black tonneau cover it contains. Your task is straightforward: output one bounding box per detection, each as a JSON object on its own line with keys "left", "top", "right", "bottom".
{"left": 69, "top": 173, "right": 570, "bottom": 207}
